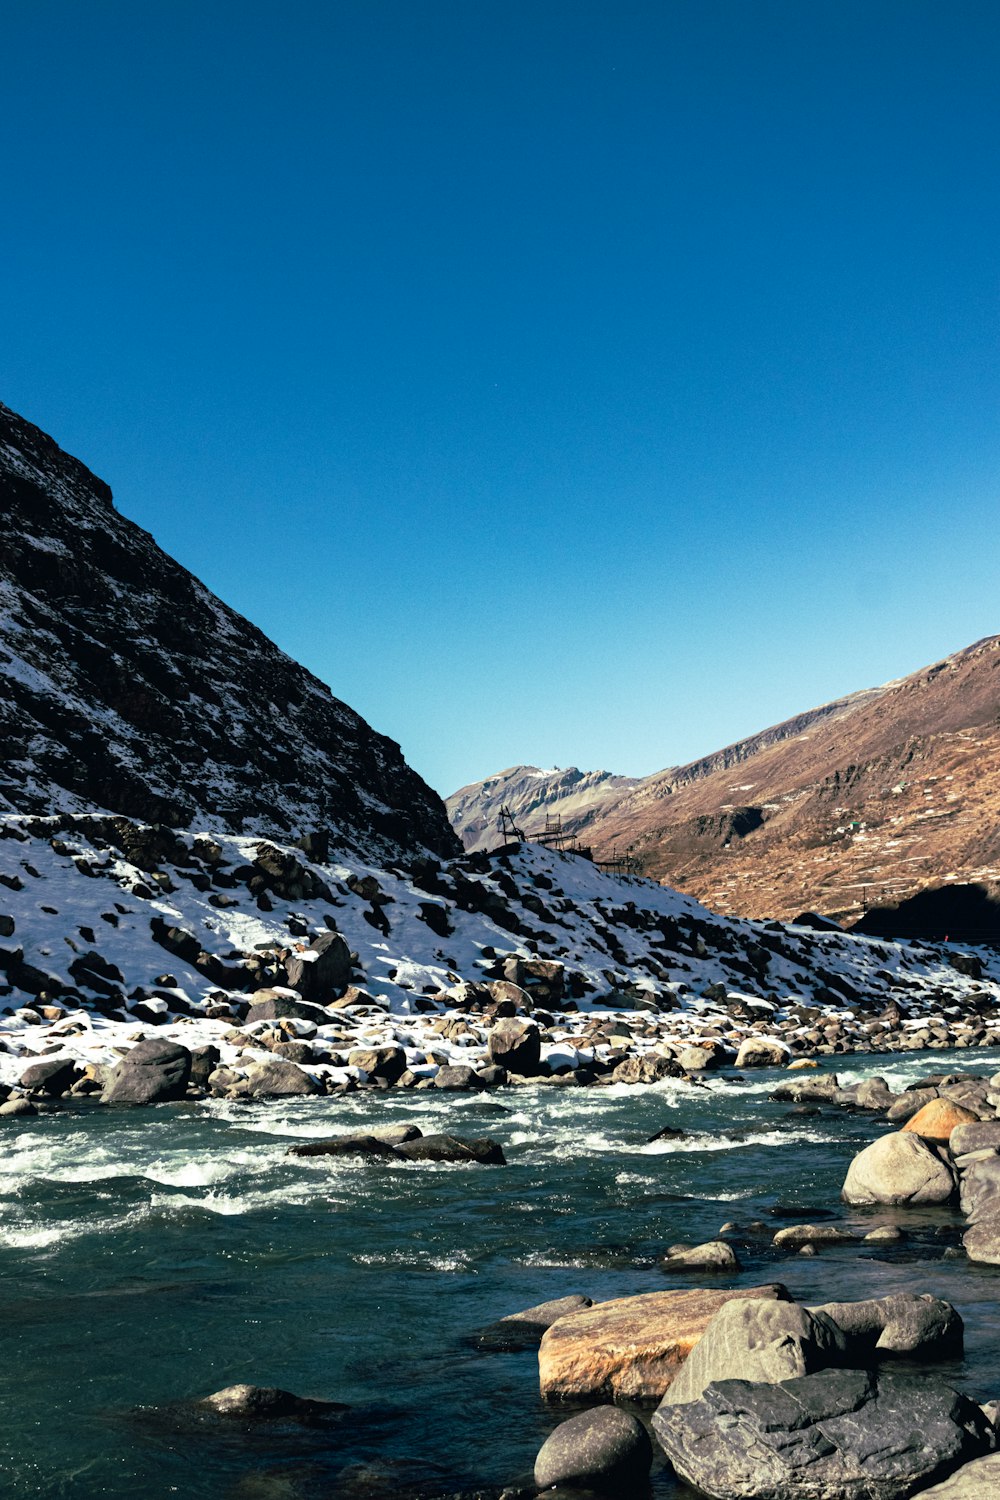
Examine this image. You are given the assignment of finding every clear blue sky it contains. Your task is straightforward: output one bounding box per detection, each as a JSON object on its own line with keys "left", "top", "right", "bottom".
{"left": 3, "top": 1, "right": 998, "bottom": 798}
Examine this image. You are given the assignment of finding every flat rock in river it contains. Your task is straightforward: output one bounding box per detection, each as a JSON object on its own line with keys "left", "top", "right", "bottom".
{"left": 652, "top": 1367, "right": 991, "bottom": 1500}
{"left": 538, "top": 1284, "right": 790, "bottom": 1404}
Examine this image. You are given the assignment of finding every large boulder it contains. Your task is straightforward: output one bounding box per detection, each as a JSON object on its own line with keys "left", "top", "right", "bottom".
{"left": 652, "top": 1368, "right": 991, "bottom": 1500}
{"left": 735, "top": 1036, "right": 789, "bottom": 1068}
{"left": 611, "top": 1053, "right": 681, "bottom": 1085}
{"left": 243, "top": 1059, "right": 321, "bottom": 1097}
{"left": 534, "top": 1406, "right": 652, "bottom": 1493}
{"left": 475, "top": 1294, "right": 592, "bottom": 1352}
{"left": 538, "top": 1284, "right": 790, "bottom": 1404}
{"left": 902, "top": 1098, "right": 981, "bottom": 1142}
{"left": 20, "top": 1056, "right": 79, "bottom": 1095}
{"left": 812, "top": 1294, "right": 963, "bottom": 1360}
{"left": 951, "top": 1121, "right": 1000, "bottom": 1156}
{"left": 842, "top": 1130, "right": 957, "bottom": 1205}
{"left": 659, "top": 1298, "right": 848, "bottom": 1408}
{"left": 347, "top": 1045, "right": 407, "bottom": 1084}
{"left": 101, "top": 1039, "right": 192, "bottom": 1105}
{"left": 434, "top": 1064, "right": 487, "bottom": 1091}
{"left": 487, "top": 1019, "right": 541, "bottom": 1076}
{"left": 283, "top": 931, "right": 351, "bottom": 1002}
{"left": 959, "top": 1154, "right": 1000, "bottom": 1264}
{"left": 916, "top": 1453, "right": 1000, "bottom": 1497}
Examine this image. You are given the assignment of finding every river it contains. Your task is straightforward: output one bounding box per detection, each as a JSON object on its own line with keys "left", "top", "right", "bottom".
{"left": 4, "top": 1046, "right": 1000, "bottom": 1499}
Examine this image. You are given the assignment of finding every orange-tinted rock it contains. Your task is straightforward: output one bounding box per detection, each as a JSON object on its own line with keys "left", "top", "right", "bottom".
{"left": 902, "top": 1099, "right": 980, "bottom": 1143}
{"left": 538, "top": 1284, "right": 790, "bottom": 1404}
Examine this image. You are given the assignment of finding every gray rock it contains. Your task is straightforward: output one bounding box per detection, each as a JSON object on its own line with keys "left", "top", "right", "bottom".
{"left": 772, "top": 1224, "right": 857, "bottom": 1247}
{"left": 665, "top": 1240, "right": 740, "bottom": 1271}
{"left": 534, "top": 1406, "right": 652, "bottom": 1493}
{"left": 289, "top": 1134, "right": 400, "bottom": 1160}
{"left": 735, "top": 1037, "right": 788, "bottom": 1068}
{"left": 611, "top": 1053, "right": 680, "bottom": 1085}
{"left": 652, "top": 1367, "right": 991, "bottom": 1500}
{"left": 951, "top": 1122, "right": 1000, "bottom": 1156}
{"left": 245, "top": 992, "right": 324, "bottom": 1024}
{"left": 433, "top": 1064, "right": 487, "bottom": 1091}
{"left": 347, "top": 1045, "right": 407, "bottom": 1084}
{"left": 886, "top": 1087, "right": 939, "bottom": 1123}
{"left": 243, "top": 1059, "right": 321, "bottom": 1097}
{"left": 19, "top": 1056, "right": 78, "bottom": 1095}
{"left": 842, "top": 1130, "right": 957, "bottom": 1205}
{"left": 812, "top": 1294, "right": 963, "bottom": 1359}
{"left": 101, "top": 1039, "right": 192, "bottom": 1105}
{"left": 488, "top": 1018, "right": 541, "bottom": 1076}
{"left": 676, "top": 1045, "right": 721, "bottom": 1072}
{"left": 475, "top": 1294, "right": 592, "bottom": 1351}
{"left": 394, "top": 1133, "right": 505, "bottom": 1166}
{"left": 659, "top": 1297, "right": 848, "bottom": 1408}
{"left": 891, "top": 1451, "right": 1000, "bottom": 1497}
{"left": 199, "top": 1383, "right": 347, "bottom": 1421}
{"left": 0, "top": 1096, "right": 37, "bottom": 1117}
{"left": 283, "top": 931, "right": 351, "bottom": 1001}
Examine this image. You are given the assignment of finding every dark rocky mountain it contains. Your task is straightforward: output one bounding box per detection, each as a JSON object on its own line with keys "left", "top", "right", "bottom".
{"left": 450, "top": 638, "right": 1000, "bottom": 924}
{"left": 447, "top": 765, "right": 641, "bottom": 854}
{"left": 0, "top": 402, "right": 459, "bottom": 863}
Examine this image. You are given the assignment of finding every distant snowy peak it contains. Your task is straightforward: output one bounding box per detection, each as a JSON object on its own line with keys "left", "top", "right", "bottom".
{"left": 0, "top": 401, "right": 458, "bottom": 864}
{"left": 446, "top": 764, "right": 641, "bottom": 853}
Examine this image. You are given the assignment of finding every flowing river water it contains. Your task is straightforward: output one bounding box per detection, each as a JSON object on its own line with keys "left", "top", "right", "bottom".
{"left": 5, "top": 1046, "right": 1000, "bottom": 1499}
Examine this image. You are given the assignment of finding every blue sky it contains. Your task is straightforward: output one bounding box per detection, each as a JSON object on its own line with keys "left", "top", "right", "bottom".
{"left": 3, "top": 1, "right": 998, "bottom": 798}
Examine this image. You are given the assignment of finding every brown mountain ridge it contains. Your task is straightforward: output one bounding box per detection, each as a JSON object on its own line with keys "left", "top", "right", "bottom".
{"left": 448, "top": 637, "right": 1000, "bottom": 924}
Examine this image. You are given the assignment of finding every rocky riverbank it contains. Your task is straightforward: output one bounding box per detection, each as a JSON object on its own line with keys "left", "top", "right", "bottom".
{"left": 2, "top": 818, "right": 1000, "bottom": 1118}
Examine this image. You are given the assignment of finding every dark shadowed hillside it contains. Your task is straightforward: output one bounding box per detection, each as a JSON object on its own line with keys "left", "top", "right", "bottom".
{"left": 0, "top": 403, "right": 459, "bottom": 863}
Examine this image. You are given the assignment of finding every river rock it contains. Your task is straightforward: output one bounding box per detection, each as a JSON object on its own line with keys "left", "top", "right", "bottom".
{"left": 652, "top": 1367, "right": 991, "bottom": 1500}
{"left": 676, "top": 1044, "right": 721, "bottom": 1071}
{"left": 659, "top": 1298, "right": 848, "bottom": 1408}
{"left": 199, "top": 1383, "right": 347, "bottom": 1421}
{"left": 950, "top": 1121, "right": 1000, "bottom": 1156}
{"left": 959, "top": 1153, "right": 1000, "bottom": 1264}
{"left": 347, "top": 1045, "right": 407, "bottom": 1084}
{"left": 475, "top": 1294, "right": 592, "bottom": 1351}
{"left": 813, "top": 1294, "right": 963, "bottom": 1359}
{"left": 842, "top": 1130, "right": 957, "bottom": 1205}
{"left": 488, "top": 1018, "right": 541, "bottom": 1076}
{"left": 433, "top": 1064, "right": 487, "bottom": 1090}
{"left": 243, "top": 1059, "right": 321, "bottom": 1097}
{"left": 289, "top": 1134, "right": 400, "bottom": 1160}
{"left": 611, "top": 1053, "right": 680, "bottom": 1085}
{"left": 101, "top": 1038, "right": 192, "bottom": 1105}
{"left": 772, "top": 1224, "right": 857, "bottom": 1247}
{"left": 538, "top": 1284, "right": 790, "bottom": 1403}
{"left": 394, "top": 1133, "right": 505, "bottom": 1165}
{"left": 665, "top": 1240, "right": 740, "bottom": 1270}
{"left": 534, "top": 1406, "right": 652, "bottom": 1493}
{"left": 916, "top": 1453, "right": 1000, "bottom": 1497}
{"left": 0, "top": 1096, "right": 37, "bottom": 1117}
{"left": 902, "top": 1098, "right": 981, "bottom": 1142}
{"left": 19, "top": 1056, "right": 78, "bottom": 1095}
{"left": 735, "top": 1037, "right": 789, "bottom": 1068}
{"left": 886, "top": 1087, "right": 939, "bottom": 1123}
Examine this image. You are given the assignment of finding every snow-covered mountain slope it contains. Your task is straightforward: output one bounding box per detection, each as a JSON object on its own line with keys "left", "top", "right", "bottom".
{"left": 2, "top": 813, "right": 998, "bottom": 1094}
{"left": 447, "top": 765, "right": 641, "bottom": 853}
{"left": 0, "top": 403, "right": 458, "bottom": 864}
